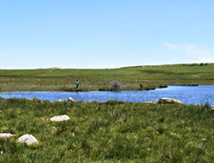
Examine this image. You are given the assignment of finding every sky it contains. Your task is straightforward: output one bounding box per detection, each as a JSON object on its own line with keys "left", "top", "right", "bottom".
{"left": 0, "top": 0, "right": 214, "bottom": 69}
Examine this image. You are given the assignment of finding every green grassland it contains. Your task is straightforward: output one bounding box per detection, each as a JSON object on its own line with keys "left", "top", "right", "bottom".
{"left": 0, "top": 63, "right": 214, "bottom": 92}
{"left": 1, "top": 63, "right": 214, "bottom": 162}
{"left": 1, "top": 98, "right": 214, "bottom": 162}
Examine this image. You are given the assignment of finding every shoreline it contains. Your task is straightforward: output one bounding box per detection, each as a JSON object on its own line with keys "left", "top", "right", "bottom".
{"left": 0, "top": 85, "right": 169, "bottom": 93}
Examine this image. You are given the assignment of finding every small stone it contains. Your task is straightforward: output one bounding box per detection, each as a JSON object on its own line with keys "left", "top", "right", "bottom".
{"left": 50, "top": 115, "right": 70, "bottom": 122}
{"left": 202, "top": 138, "right": 207, "bottom": 142}
{"left": 17, "top": 134, "right": 38, "bottom": 145}
{"left": 0, "top": 133, "right": 13, "bottom": 139}
{"left": 155, "top": 98, "right": 183, "bottom": 104}
{"left": 68, "top": 97, "right": 74, "bottom": 102}
{"left": 145, "top": 101, "right": 153, "bottom": 104}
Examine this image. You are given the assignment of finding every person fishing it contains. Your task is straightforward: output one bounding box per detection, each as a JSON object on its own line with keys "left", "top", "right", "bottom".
{"left": 75, "top": 80, "right": 80, "bottom": 89}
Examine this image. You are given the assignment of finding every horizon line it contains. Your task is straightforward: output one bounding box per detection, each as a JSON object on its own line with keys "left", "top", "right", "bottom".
{"left": 0, "top": 62, "right": 212, "bottom": 70}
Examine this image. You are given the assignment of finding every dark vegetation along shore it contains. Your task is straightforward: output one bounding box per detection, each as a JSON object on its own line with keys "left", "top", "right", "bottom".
{"left": 0, "top": 63, "right": 213, "bottom": 92}
{"left": 1, "top": 63, "right": 214, "bottom": 162}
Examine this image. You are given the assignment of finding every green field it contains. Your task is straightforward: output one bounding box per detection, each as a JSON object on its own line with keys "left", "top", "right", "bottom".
{"left": 1, "top": 63, "right": 214, "bottom": 162}
{"left": 0, "top": 63, "right": 214, "bottom": 92}
{"left": 0, "top": 98, "right": 214, "bottom": 162}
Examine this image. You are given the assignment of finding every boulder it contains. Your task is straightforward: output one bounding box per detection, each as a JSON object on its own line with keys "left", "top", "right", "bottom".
{"left": 68, "top": 97, "right": 74, "bottom": 102}
{"left": 50, "top": 115, "right": 70, "bottom": 122}
{"left": 57, "top": 99, "right": 64, "bottom": 102}
{"left": 17, "top": 134, "right": 38, "bottom": 145}
{"left": 155, "top": 98, "right": 182, "bottom": 104}
{"left": 0, "top": 133, "right": 13, "bottom": 139}
{"left": 145, "top": 101, "right": 153, "bottom": 104}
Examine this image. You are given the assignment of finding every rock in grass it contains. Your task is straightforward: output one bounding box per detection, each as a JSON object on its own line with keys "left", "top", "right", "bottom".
{"left": 57, "top": 99, "right": 64, "bottom": 102}
{"left": 50, "top": 115, "right": 70, "bottom": 122}
{"left": 68, "top": 97, "right": 74, "bottom": 102}
{"left": 17, "top": 134, "right": 38, "bottom": 145}
{"left": 0, "top": 133, "right": 13, "bottom": 139}
{"left": 155, "top": 98, "right": 182, "bottom": 104}
{"left": 145, "top": 101, "right": 153, "bottom": 104}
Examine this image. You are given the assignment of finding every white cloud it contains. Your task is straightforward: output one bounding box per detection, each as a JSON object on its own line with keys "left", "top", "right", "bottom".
{"left": 183, "top": 44, "right": 213, "bottom": 57}
{"left": 162, "top": 42, "right": 178, "bottom": 49}
{"left": 162, "top": 42, "right": 214, "bottom": 63}
{"left": 195, "top": 55, "right": 214, "bottom": 63}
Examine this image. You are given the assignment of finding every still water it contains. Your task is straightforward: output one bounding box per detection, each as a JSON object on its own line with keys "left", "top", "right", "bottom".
{"left": 0, "top": 85, "right": 214, "bottom": 105}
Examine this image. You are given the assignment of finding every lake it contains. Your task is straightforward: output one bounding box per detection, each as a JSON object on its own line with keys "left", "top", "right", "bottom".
{"left": 0, "top": 85, "right": 214, "bottom": 106}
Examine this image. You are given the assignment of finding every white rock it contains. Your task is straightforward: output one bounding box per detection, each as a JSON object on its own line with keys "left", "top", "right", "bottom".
{"left": 68, "top": 97, "right": 74, "bottom": 102}
{"left": 145, "top": 101, "right": 153, "bottom": 104}
{"left": 50, "top": 115, "right": 70, "bottom": 122}
{"left": 155, "top": 98, "right": 183, "bottom": 104}
{"left": 17, "top": 134, "right": 38, "bottom": 145}
{"left": 57, "top": 99, "right": 64, "bottom": 102}
{"left": 0, "top": 133, "right": 13, "bottom": 139}
{"left": 49, "top": 67, "right": 60, "bottom": 70}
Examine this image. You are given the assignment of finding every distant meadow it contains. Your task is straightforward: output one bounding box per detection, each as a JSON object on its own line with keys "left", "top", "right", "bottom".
{"left": 0, "top": 63, "right": 213, "bottom": 92}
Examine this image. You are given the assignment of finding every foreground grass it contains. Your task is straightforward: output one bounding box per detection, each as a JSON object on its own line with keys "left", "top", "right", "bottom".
{"left": 1, "top": 98, "right": 214, "bottom": 162}
{"left": 0, "top": 63, "right": 214, "bottom": 91}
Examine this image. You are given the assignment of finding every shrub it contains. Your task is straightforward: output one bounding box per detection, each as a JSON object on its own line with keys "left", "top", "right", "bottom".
{"left": 110, "top": 81, "right": 122, "bottom": 91}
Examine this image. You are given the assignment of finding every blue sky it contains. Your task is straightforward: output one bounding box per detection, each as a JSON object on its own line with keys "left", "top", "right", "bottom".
{"left": 0, "top": 0, "right": 213, "bottom": 69}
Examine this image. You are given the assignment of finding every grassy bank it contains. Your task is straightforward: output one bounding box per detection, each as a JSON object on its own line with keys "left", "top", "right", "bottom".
{"left": 0, "top": 63, "right": 214, "bottom": 92}
{"left": 0, "top": 98, "right": 214, "bottom": 162}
